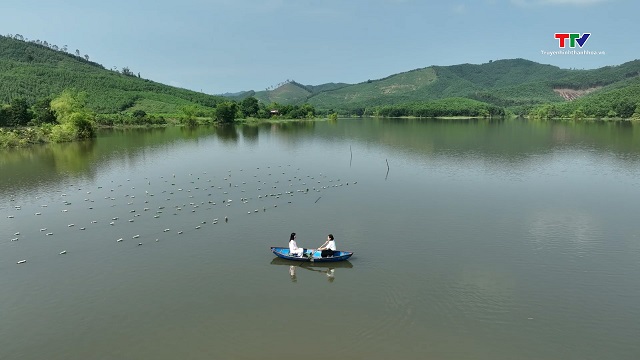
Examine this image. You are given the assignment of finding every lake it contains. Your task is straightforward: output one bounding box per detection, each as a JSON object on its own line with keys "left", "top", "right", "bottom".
{"left": 1, "top": 118, "right": 639, "bottom": 360}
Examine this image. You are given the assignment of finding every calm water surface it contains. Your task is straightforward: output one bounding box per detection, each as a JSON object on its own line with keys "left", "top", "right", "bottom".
{"left": 1, "top": 119, "right": 639, "bottom": 360}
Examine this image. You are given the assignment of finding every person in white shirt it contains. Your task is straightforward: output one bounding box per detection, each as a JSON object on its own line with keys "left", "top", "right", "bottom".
{"left": 318, "top": 234, "right": 336, "bottom": 257}
{"left": 289, "top": 232, "right": 305, "bottom": 257}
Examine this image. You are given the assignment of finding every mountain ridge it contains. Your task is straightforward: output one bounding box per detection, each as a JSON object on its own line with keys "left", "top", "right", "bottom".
{"left": 225, "top": 58, "right": 640, "bottom": 114}
{"left": 2, "top": 34, "right": 640, "bottom": 118}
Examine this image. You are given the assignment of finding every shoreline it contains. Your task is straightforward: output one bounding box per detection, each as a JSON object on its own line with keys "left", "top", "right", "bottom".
{"left": 2, "top": 115, "right": 638, "bottom": 148}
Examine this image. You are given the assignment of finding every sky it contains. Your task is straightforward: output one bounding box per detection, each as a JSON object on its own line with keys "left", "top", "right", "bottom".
{"left": 1, "top": 0, "right": 638, "bottom": 95}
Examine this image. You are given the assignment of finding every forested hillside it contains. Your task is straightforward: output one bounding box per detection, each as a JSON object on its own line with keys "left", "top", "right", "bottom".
{"left": 3, "top": 33, "right": 640, "bottom": 122}
{"left": 230, "top": 58, "right": 640, "bottom": 118}
{"left": 304, "top": 59, "right": 640, "bottom": 113}
{"left": 0, "top": 35, "right": 225, "bottom": 114}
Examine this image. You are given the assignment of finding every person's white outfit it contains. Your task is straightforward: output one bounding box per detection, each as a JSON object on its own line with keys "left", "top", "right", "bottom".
{"left": 289, "top": 240, "right": 304, "bottom": 256}
{"left": 326, "top": 240, "right": 336, "bottom": 251}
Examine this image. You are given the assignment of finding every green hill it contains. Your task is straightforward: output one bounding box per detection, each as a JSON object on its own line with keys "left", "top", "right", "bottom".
{"left": 236, "top": 59, "right": 640, "bottom": 113}
{"left": 305, "top": 59, "right": 640, "bottom": 112}
{"left": 3, "top": 33, "right": 640, "bottom": 120}
{"left": 0, "top": 35, "right": 225, "bottom": 114}
{"left": 530, "top": 76, "right": 640, "bottom": 119}
{"left": 223, "top": 81, "right": 349, "bottom": 104}
{"left": 252, "top": 81, "right": 312, "bottom": 104}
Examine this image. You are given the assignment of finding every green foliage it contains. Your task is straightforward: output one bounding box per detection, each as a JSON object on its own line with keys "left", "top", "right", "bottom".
{"left": 215, "top": 101, "right": 238, "bottom": 124}
{"left": 181, "top": 117, "right": 198, "bottom": 127}
{"left": 8, "top": 98, "right": 30, "bottom": 126}
{"left": 30, "top": 98, "right": 56, "bottom": 125}
{"left": 571, "top": 109, "right": 586, "bottom": 120}
{"left": 240, "top": 97, "right": 259, "bottom": 118}
{"left": 0, "top": 128, "right": 22, "bottom": 147}
{"left": 530, "top": 104, "right": 560, "bottom": 120}
{"left": 304, "top": 58, "right": 640, "bottom": 113}
{"left": 0, "top": 105, "right": 9, "bottom": 126}
{"left": 50, "top": 90, "right": 88, "bottom": 120}
{"left": 50, "top": 89, "right": 96, "bottom": 140}
{"left": 0, "top": 35, "right": 225, "bottom": 115}
{"left": 328, "top": 113, "right": 338, "bottom": 121}
{"left": 0, "top": 126, "right": 51, "bottom": 147}
{"left": 180, "top": 104, "right": 198, "bottom": 120}
{"left": 529, "top": 77, "right": 640, "bottom": 119}
{"left": 263, "top": 102, "right": 317, "bottom": 119}
{"left": 132, "top": 109, "right": 147, "bottom": 118}
{"left": 49, "top": 123, "right": 76, "bottom": 142}
{"left": 252, "top": 81, "right": 312, "bottom": 104}
{"left": 374, "top": 98, "right": 505, "bottom": 118}
{"left": 95, "top": 113, "right": 167, "bottom": 126}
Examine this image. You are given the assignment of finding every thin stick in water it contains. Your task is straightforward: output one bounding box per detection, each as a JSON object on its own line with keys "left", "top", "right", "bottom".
{"left": 350, "top": 145, "right": 353, "bottom": 167}
{"left": 385, "top": 159, "right": 390, "bottom": 180}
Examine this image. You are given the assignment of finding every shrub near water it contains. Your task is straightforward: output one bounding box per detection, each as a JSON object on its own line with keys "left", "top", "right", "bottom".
{"left": 0, "top": 125, "right": 51, "bottom": 147}
{"left": 49, "top": 90, "right": 96, "bottom": 141}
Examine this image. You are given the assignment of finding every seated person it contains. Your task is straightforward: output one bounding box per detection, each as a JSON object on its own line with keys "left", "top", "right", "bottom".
{"left": 289, "top": 232, "right": 305, "bottom": 257}
{"left": 317, "top": 234, "right": 336, "bottom": 257}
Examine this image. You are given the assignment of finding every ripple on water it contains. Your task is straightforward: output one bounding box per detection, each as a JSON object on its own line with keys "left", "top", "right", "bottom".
{"left": 525, "top": 209, "right": 604, "bottom": 257}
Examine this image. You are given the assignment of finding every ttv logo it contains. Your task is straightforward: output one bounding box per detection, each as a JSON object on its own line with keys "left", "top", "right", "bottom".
{"left": 554, "top": 33, "right": 590, "bottom": 48}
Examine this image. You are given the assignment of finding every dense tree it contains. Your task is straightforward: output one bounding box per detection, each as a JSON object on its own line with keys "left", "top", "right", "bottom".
{"left": 8, "top": 98, "right": 31, "bottom": 126}
{"left": 50, "top": 90, "right": 96, "bottom": 140}
{"left": 132, "top": 109, "right": 147, "bottom": 119}
{"left": 374, "top": 98, "right": 505, "bottom": 118}
{"left": 529, "top": 77, "right": 640, "bottom": 119}
{"left": 0, "top": 105, "right": 10, "bottom": 127}
{"left": 31, "top": 98, "right": 57, "bottom": 125}
{"left": 240, "top": 97, "right": 259, "bottom": 117}
{"left": 215, "top": 101, "right": 238, "bottom": 123}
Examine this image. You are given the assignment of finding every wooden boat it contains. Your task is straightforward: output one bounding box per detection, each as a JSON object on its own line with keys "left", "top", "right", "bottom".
{"left": 270, "top": 257, "right": 354, "bottom": 269}
{"left": 270, "top": 246, "right": 353, "bottom": 262}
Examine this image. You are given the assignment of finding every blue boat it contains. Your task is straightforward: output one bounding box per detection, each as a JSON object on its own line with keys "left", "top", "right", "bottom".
{"left": 270, "top": 246, "right": 353, "bottom": 262}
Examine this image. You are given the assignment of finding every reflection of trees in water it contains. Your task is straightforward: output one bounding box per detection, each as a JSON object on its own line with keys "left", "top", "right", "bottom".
{"left": 0, "top": 139, "right": 98, "bottom": 196}
{"left": 51, "top": 140, "right": 98, "bottom": 174}
{"left": 179, "top": 125, "right": 215, "bottom": 140}
{"left": 4, "top": 119, "right": 640, "bottom": 197}
{"left": 240, "top": 125, "right": 259, "bottom": 143}
{"left": 216, "top": 125, "right": 239, "bottom": 143}
{"left": 309, "top": 117, "right": 640, "bottom": 167}
{"left": 273, "top": 120, "right": 316, "bottom": 132}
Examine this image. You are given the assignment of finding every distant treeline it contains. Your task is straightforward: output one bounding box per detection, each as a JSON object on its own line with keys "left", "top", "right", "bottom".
{"left": 0, "top": 91, "right": 318, "bottom": 138}
{"left": 0, "top": 90, "right": 97, "bottom": 147}
{"left": 529, "top": 77, "right": 640, "bottom": 120}
{"left": 372, "top": 98, "right": 505, "bottom": 118}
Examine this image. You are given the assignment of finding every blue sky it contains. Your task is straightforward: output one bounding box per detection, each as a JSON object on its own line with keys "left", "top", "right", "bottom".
{"left": 1, "top": 0, "right": 637, "bottom": 94}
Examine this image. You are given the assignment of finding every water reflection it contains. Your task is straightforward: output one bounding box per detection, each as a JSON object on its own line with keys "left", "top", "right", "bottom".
{"left": 271, "top": 258, "right": 353, "bottom": 283}
{"left": 216, "top": 125, "right": 239, "bottom": 142}
{"left": 0, "top": 140, "right": 98, "bottom": 197}
{"left": 240, "top": 125, "right": 259, "bottom": 143}
{"left": 4, "top": 119, "right": 640, "bottom": 198}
